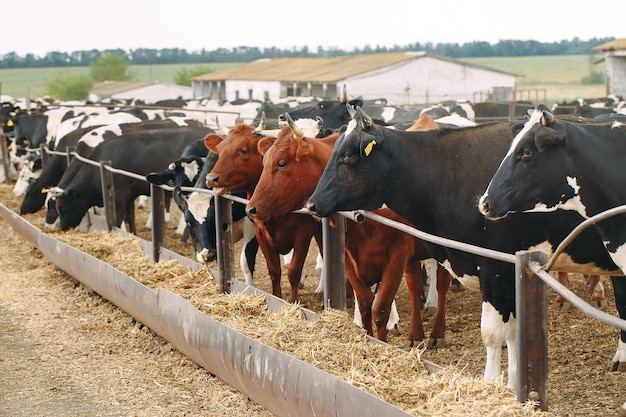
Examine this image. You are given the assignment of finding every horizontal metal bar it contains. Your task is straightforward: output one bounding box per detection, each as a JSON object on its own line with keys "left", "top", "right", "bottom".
{"left": 528, "top": 261, "right": 626, "bottom": 331}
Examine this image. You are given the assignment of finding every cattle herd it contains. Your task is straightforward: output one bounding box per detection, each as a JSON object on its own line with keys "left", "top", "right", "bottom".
{"left": 2, "top": 91, "right": 626, "bottom": 414}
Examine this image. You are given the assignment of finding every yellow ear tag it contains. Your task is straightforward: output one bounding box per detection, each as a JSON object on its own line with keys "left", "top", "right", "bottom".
{"left": 7, "top": 119, "right": 13, "bottom": 127}
{"left": 41, "top": 188, "right": 47, "bottom": 193}
{"left": 364, "top": 139, "right": 376, "bottom": 156}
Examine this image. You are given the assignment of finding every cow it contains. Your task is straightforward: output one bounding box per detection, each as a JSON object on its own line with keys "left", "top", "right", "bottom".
{"left": 12, "top": 106, "right": 111, "bottom": 150}
{"left": 204, "top": 122, "right": 323, "bottom": 303}
{"left": 22, "top": 118, "right": 199, "bottom": 218}
{"left": 245, "top": 116, "right": 451, "bottom": 346}
{"left": 55, "top": 126, "right": 213, "bottom": 233}
{"left": 306, "top": 105, "right": 620, "bottom": 391}
{"left": 146, "top": 150, "right": 259, "bottom": 286}
{"left": 20, "top": 124, "right": 103, "bottom": 215}
{"left": 477, "top": 104, "right": 626, "bottom": 381}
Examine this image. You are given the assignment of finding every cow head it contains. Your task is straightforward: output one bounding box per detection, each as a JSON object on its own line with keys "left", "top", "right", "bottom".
{"left": 172, "top": 186, "right": 216, "bottom": 263}
{"left": 307, "top": 105, "right": 388, "bottom": 218}
{"left": 246, "top": 113, "right": 338, "bottom": 221}
{"left": 146, "top": 156, "right": 205, "bottom": 189}
{"left": 20, "top": 177, "right": 49, "bottom": 215}
{"left": 13, "top": 157, "right": 42, "bottom": 197}
{"left": 204, "top": 123, "right": 265, "bottom": 195}
{"left": 478, "top": 104, "right": 573, "bottom": 220}
{"left": 57, "top": 188, "right": 99, "bottom": 231}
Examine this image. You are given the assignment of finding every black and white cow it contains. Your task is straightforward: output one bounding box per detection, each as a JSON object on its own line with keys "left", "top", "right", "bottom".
{"left": 21, "top": 118, "right": 197, "bottom": 216}
{"left": 165, "top": 149, "right": 259, "bottom": 285}
{"left": 306, "top": 105, "right": 620, "bottom": 391}
{"left": 12, "top": 106, "right": 110, "bottom": 150}
{"left": 478, "top": 105, "right": 626, "bottom": 387}
{"left": 55, "top": 126, "right": 213, "bottom": 233}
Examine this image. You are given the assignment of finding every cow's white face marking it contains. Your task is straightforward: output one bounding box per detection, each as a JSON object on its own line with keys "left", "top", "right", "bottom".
{"left": 181, "top": 160, "right": 200, "bottom": 183}
{"left": 13, "top": 165, "right": 40, "bottom": 196}
{"left": 187, "top": 192, "right": 211, "bottom": 223}
{"left": 507, "top": 108, "right": 544, "bottom": 157}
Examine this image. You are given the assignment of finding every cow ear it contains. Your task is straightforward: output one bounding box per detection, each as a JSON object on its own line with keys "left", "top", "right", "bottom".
{"left": 534, "top": 122, "right": 566, "bottom": 151}
{"left": 511, "top": 122, "right": 525, "bottom": 137}
{"left": 257, "top": 137, "right": 275, "bottom": 156}
{"left": 204, "top": 134, "right": 222, "bottom": 153}
{"left": 295, "top": 137, "right": 311, "bottom": 161}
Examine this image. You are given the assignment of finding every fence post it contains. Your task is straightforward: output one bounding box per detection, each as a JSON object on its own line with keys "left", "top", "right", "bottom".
{"left": 41, "top": 145, "right": 50, "bottom": 167}
{"left": 322, "top": 215, "right": 346, "bottom": 311}
{"left": 215, "top": 194, "right": 235, "bottom": 294}
{"left": 150, "top": 184, "right": 165, "bottom": 262}
{"left": 66, "top": 146, "right": 76, "bottom": 166}
{"left": 99, "top": 160, "right": 116, "bottom": 231}
{"left": 1, "top": 131, "right": 11, "bottom": 185}
{"left": 515, "top": 249, "right": 548, "bottom": 411}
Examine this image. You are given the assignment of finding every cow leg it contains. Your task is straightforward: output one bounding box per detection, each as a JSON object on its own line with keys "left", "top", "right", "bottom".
{"left": 402, "top": 258, "right": 425, "bottom": 347}
{"left": 239, "top": 221, "right": 258, "bottom": 287}
{"left": 556, "top": 272, "right": 571, "bottom": 310}
{"left": 588, "top": 275, "right": 607, "bottom": 308}
{"left": 481, "top": 301, "right": 517, "bottom": 389}
{"left": 427, "top": 265, "right": 452, "bottom": 349}
{"left": 285, "top": 234, "right": 314, "bottom": 303}
{"left": 370, "top": 253, "right": 406, "bottom": 343}
{"left": 422, "top": 259, "right": 438, "bottom": 316}
{"left": 347, "top": 262, "right": 375, "bottom": 337}
{"left": 610, "top": 276, "right": 626, "bottom": 372}
{"left": 120, "top": 198, "right": 136, "bottom": 235}
{"left": 256, "top": 228, "right": 282, "bottom": 299}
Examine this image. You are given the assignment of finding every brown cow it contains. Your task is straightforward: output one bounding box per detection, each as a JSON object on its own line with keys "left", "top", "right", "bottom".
{"left": 245, "top": 115, "right": 452, "bottom": 346}
{"left": 203, "top": 123, "right": 322, "bottom": 303}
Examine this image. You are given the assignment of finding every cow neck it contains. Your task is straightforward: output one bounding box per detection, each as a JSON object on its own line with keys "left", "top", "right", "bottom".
{"left": 384, "top": 123, "right": 513, "bottom": 240}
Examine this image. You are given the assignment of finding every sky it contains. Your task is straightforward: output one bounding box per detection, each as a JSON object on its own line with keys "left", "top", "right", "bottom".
{"left": 3, "top": 0, "right": 625, "bottom": 57}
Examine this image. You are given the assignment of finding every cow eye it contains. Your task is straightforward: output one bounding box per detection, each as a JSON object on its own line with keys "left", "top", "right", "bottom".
{"left": 520, "top": 148, "right": 533, "bottom": 161}
{"left": 239, "top": 148, "right": 248, "bottom": 155}
{"left": 340, "top": 152, "right": 353, "bottom": 163}
{"left": 277, "top": 160, "right": 288, "bottom": 169}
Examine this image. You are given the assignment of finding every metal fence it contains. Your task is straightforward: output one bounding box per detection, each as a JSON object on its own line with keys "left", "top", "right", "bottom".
{"left": 3, "top": 135, "right": 626, "bottom": 412}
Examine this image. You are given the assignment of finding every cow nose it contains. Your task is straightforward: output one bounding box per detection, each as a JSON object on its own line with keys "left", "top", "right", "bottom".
{"left": 478, "top": 196, "right": 490, "bottom": 216}
{"left": 205, "top": 173, "right": 219, "bottom": 188}
{"left": 246, "top": 205, "right": 257, "bottom": 219}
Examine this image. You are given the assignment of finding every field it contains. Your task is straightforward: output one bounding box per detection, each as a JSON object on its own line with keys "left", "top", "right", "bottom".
{"left": 0, "top": 54, "right": 607, "bottom": 107}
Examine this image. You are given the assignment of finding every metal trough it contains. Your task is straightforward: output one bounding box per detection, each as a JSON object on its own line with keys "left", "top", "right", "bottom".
{"left": 0, "top": 203, "right": 437, "bottom": 417}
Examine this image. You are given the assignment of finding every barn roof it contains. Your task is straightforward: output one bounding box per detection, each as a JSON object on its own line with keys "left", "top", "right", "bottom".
{"left": 90, "top": 81, "right": 156, "bottom": 96}
{"left": 592, "top": 38, "right": 626, "bottom": 51}
{"left": 191, "top": 51, "right": 515, "bottom": 83}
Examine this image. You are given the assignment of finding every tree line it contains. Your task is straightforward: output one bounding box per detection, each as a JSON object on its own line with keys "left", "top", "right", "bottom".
{"left": 0, "top": 37, "right": 615, "bottom": 69}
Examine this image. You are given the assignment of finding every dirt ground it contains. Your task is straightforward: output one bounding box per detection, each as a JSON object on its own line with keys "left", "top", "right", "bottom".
{"left": 1, "top": 183, "right": 625, "bottom": 416}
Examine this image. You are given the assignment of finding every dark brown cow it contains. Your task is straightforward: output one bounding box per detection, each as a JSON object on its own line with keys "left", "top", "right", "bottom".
{"left": 245, "top": 116, "right": 452, "bottom": 346}
{"left": 203, "top": 123, "right": 322, "bottom": 303}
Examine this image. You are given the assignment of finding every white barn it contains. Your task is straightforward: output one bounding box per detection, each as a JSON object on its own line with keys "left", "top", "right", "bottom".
{"left": 88, "top": 81, "right": 193, "bottom": 104}
{"left": 191, "top": 51, "right": 517, "bottom": 105}
{"left": 592, "top": 39, "right": 626, "bottom": 98}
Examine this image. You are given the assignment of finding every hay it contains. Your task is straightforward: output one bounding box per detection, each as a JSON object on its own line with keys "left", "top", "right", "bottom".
{"left": 51, "top": 228, "right": 547, "bottom": 416}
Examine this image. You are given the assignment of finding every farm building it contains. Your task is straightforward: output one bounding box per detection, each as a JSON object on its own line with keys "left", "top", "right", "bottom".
{"left": 88, "top": 80, "right": 193, "bottom": 104}
{"left": 592, "top": 38, "right": 626, "bottom": 98}
{"left": 190, "top": 51, "right": 518, "bottom": 105}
